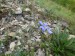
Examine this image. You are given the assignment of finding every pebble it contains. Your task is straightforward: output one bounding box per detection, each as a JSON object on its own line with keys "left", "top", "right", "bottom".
{"left": 17, "top": 41, "right": 21, "bottom": 45}
{"left": 35, "top": 48, "right": 45, "bottom": 56}
{"left": 24, "top": 45, "right": 29, "bottom": 50}
{"left": 68, "top": 35, "right": 75, "bottom": 40}
{"left": 8, "top": 32, "right": 16, "bottom": 37}
{"left": 15, "top": 7, "right": 22, "bottom": 14}
{"left": 30, "top": 21, "right": 35, "bottom": 27}
{"left": 36, "top": 38, "right": 41, "bottom": 42}
{"left": 25, "top": 8, "right": 31, "bottom": 12}
{"left": 9, "top": 41, "right": 16, "bottom": 51}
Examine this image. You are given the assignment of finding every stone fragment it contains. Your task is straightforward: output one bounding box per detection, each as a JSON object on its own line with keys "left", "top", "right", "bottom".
{"left": 35, "top": 48, "right": 45, "bottom": 56}
{"left": 25, "top": 8, "right": 31, "bottom": 12}
{"left": 8, "top": 32, "right": 16, "bottom": 37}
{"left": 9, "top": 41, "right": 16, "bottom": 51}
{"left": 68, "top": 35, "right": 75, "bottom": 40}
{"left": 14, "top": 7, "right": 22, "bottom": 14}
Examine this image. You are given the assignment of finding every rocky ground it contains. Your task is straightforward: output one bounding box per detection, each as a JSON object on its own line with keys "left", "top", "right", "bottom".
{"left": 0, "top": 3, "right": 50, "bottom": 55}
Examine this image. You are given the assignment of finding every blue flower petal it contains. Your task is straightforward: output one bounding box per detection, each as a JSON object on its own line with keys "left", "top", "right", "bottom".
{"left": 39, "top": 21, "right": 43, "bottom": 25}
{"left": 47, "top": 29, "right": 53, "bottom": 34}
{"left": 38, "top": 21, "right": 53, "bottom": 34}
{"left": 40, "top": 26, "right": 46, "bottom": 32}
{"left": 45, "top": 26, "right": 52, "bottom": 30}
{"left": 43, "top": 23, "right": 48, "bottom": 26}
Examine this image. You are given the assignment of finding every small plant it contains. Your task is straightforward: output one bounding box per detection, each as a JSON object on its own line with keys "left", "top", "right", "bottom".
{"left": 39, "top": 21, "right": 75, "bottom": 56}
{"left": 50, "top": 30, "right": 75, "bottom": 56}
{"left": 38, "top": 21, "right": 53, "bottom": 34}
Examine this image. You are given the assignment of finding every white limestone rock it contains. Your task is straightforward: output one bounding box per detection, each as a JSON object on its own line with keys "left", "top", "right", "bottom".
{"left": 25, "top": 8, "right": 31, "bottom": 12}
{"left": 9, "top": 41, "right": 16, "bottom": 51}
{"left": 68, "top": 35, "right": 75, "bottom": 40}
{"left": 15, "top": 7, "right": 22, "bottom": 14}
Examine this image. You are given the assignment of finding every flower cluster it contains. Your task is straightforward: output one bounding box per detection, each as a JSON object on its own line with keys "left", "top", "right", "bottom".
{"left": 38, "top": 21, "right": 53, "bottom": 34}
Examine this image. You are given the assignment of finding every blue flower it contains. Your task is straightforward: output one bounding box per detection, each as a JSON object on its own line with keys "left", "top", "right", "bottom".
{"left": 39, "top": 21, "right": 43, "bottom": 25}
{"left": 38, "top": 21, "right": 53, "bottom": 34}
{"left": 43, "top": 23, "right": 48, "bottom": 26}
{"left": 40, "top": 26, "right": 46, "bottom": 32}
{"left": 47, "top": 28, "right": 53, "bottom": 34}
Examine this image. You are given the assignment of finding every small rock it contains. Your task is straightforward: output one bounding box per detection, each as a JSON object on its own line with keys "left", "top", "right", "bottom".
{"left": 30, "top": 21, "right": 35, "bottom": 27}
{"left": 8, "top": 32, "right": 16, "bottom": 37}
{"left": 25, "top": 8, "right": 31, "bottom": 12}
{"left": 16, "top": 36, "right": 21, "bottom": 39}
{"left": 9, "top": 41, "right": 16, "bottom": 51}
{"left": 17, "top": 29, "right": 23, "bottom": 34}
{"left": 35, "top": 48, "right": 45, "bottom": 56}
{"left": 24, "top": 15, "right": 33, "bottom": 21}
{"left": 21, "top": 24, "right": 28, "bottom": 29}
{"left": 24, "top": 45, "right": 29, "bottom": 50}
{"left": 35, "top": 36, "right": 41, "bottom": 39}
{"left": 37, "top": 8, "right": 45, "bottom": 13}
{"left": 15, "top": 7, "right": 22, "bottom": 14}
{"left": 10, "top": 20, "right": 18, "bottom": 25}
{"left": 68, "top": 35, "right": 75, "bottom": 40}
{"left": 27, "top": 40, "right": 32, "bottom": 44}
{"left": 53, "top": 20, "right": 58, "bottom": 24}
{"left": 0, "top": 27, "right": 4, "bottom": 31}
{"left": 31, "top": 37, "right": 36, "bottom": 41}
{"left": 50, "top": 54, "right": 53, "bottom": 56}
{"left": 36, "top": 39, "right": 41, "bottom": 42}
{"left": 17, "top": 41, "right": 21, "bottom": 46}
{"left": 30, "top": 46, "right": 34, "bottom": 50}
{"left": 47, "top": 22, "right": 51, "bottom": 26}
